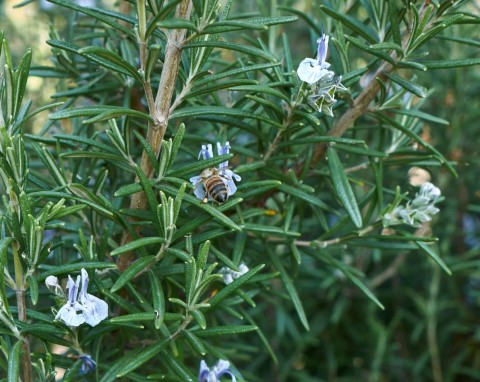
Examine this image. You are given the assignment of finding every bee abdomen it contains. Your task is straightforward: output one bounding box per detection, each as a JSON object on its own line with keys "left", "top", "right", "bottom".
{"left": 205, "top": 176, "right": 228, "bottom": 203}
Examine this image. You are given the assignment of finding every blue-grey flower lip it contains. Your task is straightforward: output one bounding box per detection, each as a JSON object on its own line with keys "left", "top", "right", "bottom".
{"left": 217, "top": 141, "right": 231, "bottom": 169}
{"left": 198, "top": 144, "right": 214, "bottom": 160}
{"left": 55, "top": 275, "right": 86, "bottom": 327}
{"left": 316, "top": 34, "right": 329, "bottom": 66}
{"left": 198, "top": 359, "right": 236, "bottom": 382}
{"left": 68, "top": 275, "right": 80, "bottom": 304}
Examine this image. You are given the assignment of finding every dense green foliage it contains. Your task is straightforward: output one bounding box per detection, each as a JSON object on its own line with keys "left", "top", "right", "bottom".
{"left": 1, "top": 0, "right": 480, "bottom": 381}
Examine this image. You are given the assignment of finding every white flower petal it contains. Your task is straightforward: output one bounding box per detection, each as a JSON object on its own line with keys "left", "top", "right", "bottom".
{"left": 82, "top": 293, "right": 109, "bottom": 327}
{"left": 193, "top": 184, "right": 207, "bottom": 200}
{"left": 55, "top": 302, "right": 86, "bottom": 327}
{"left": 78, "top": 268, "right": 108, "bottom": 326}
{"left": 297, "top": 58, "right": 333, "bottom": 84}
{"left": 225, "top": 178, "right": 237, "bottom": 196}
{"left": 189, "top": 175, "right": 202, "bottom": 184}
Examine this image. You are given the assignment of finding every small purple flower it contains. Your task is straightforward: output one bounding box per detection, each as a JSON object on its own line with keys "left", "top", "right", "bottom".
{"left": 79, "top": 354, "right": 96, "bottom": 375}
{"left": 217, "top": 141, "right": 231, "bottom": 169}
{"left": 199, "top": 359, "right": 236, "bottom": 382}
{"left": 55, "top": 276, "right": 86, "bottom": 327}
{"left": 297, "top": 34, "right": 334, "bottom": 84}
{"left": 199, "top": 144, "right": 214, "bottom": 160}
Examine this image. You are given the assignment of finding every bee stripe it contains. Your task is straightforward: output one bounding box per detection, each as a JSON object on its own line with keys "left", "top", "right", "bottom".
{"left": 206, "top": 177, "right": 228, "bottom": 202}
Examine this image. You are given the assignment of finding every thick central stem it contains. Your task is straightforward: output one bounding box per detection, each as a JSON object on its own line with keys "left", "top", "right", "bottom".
{"left": 16, "top": 288, "right": 33, "bottom": 382}
{"left": 118, "top": 0, "right": 193, "bottom": 271}
{"left": 13, "top": 242, "right": 32, "bottom": 382}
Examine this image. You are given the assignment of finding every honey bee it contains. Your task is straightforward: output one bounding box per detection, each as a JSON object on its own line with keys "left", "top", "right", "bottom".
{"left": 189, "top": 142, "right": 241, "bottom": 204}
{"left": 191, "top": 167, "right": 239, "bottom": 204}
{"left": 201, "top": 168, "right": 229, "bottom": 203}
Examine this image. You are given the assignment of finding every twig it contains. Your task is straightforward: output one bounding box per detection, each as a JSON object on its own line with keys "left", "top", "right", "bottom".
{"left": 310, "top": 60, "right": 392, "bottom": 166}
{"left": 370, "top": 252, "right": 407, "bottom": 288}
{"left": 263, "top": 82, "right": 306, "bottom": 162}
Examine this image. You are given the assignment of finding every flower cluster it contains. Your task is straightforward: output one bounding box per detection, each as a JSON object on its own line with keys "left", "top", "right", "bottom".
{"left": 383, "top": 182, "right": 442, "bottom": 227}
{"left": 199, "top": 359, "right": 236, "bottom": 382}
{"left": 47, "top": 268, "right": 108, "bottom": 327}
{"left": 218, "top": 263, "right": 249, "bottom": 285}
{"left": 297, "top": 33, "right": 347, "bottom": 116}
{"left": 189, "top": 142, "right": 241, "bottom": 202}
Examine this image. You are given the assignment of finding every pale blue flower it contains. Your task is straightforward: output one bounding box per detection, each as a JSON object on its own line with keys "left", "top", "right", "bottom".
{"left": 78, "top": 269, "right": 108, "bottom": 327}
{"left": 219, "top": 263, "right": 249, "bottom": 285}
{"left": 297, "top": 34, "right": 334, "bottom": 84}
{"left": 54, "top": 268, "right": 108, "bottom": 327}
{"left": 55, "top": 276, "right": 86, "bottom": 327}
{"left": 79, "top": 354, "right": 96, "bottom": 375}
{"left": 199, "top": 359, "right": 236, "bottom": 382}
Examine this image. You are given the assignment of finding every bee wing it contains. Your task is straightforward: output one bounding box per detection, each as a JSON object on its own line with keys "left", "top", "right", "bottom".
{"left": 190, "top": 175, "right": 207, "bottom": 200}
{"left": 225, "top": 178, "right": 237, "bottom": 196}
{"left": 189, "top": 175, "right": 202, "bottom": 184}
{"left": 219, "top": 169, "right": 241, "bottom": 196}
{"left": 193, "top": 184, "right": 205, "bottom": 200}
{"left": 194, "top": 186, "right": 207, "bottom": 200}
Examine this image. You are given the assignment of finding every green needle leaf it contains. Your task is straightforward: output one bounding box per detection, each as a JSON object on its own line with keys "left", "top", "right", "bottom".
{"left": 110, "top": 256, "right": 156, "bottom": 293}
{"left": 327, "top": 147, "right": 363, "bottom": 228}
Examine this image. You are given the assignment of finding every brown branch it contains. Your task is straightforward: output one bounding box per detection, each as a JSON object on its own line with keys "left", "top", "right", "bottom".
{"left": 370, "top": 252, "right": 407, "bottom": 288}
{"left": 311, "top": 61, "right": 393, "bottom": 166}
{"left": 17, "top": 288, "right": 32, "bottom": 382}
{"left": 12, "top": 240, "right": 32, "bottom": 382}
{"left": 118, "top": 0, "right": 193, "bottom": 271}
